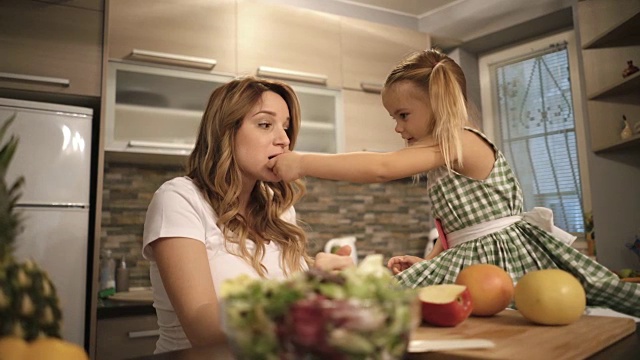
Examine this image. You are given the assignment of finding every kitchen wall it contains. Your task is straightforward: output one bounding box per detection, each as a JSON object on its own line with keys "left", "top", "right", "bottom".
{"left": 100, "top": 161, "right": 434, "bottom": 287}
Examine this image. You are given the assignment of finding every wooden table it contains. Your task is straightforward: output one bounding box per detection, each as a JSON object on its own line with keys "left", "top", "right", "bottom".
{"left": 131, "top": 311, "right": 639, "bottom": 360}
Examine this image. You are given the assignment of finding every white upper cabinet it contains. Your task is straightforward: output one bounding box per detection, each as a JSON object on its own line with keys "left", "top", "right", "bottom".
{"left": 340, "top": 17, "right": 430, "bottom": 91}
{"left": 237, "top": 0, "right": 343, "bottom": 89}
{"left": 104, "top": 62, "right": 233, "bottom": 162}
{"left": 0, "top": 0, "right": 103, "bottom": 97}
{"left": 108, "top": 0, "right": 236, "bottom": 74}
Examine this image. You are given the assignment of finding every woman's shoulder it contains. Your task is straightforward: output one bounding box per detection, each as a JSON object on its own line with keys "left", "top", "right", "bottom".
{"left": 153, "top": 176, "right": 204, "bottom": 204}
{"left": 156, "top": 176, "right": 197, "bottom": 193}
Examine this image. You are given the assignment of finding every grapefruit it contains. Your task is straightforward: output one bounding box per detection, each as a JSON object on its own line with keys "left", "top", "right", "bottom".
{"left": 514, "top": 269, "right": 586, "bottom": 325}
{"left": 455, "top": 264, "right": 514, "bottom": 316}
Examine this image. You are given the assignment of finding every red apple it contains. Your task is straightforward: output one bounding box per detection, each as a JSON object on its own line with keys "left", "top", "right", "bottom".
{"left": 418, "top": 284, "right": 473, "bottom": 327}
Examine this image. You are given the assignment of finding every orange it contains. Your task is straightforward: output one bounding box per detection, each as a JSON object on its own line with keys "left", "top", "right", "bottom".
{"left": 455, "top": 263, "right": 514, "bottom": 316}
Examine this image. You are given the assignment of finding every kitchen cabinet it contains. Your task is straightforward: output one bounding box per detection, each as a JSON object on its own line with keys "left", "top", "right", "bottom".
{"left": 104, "top": 61, "right": 342, "bottom": 161}
{"left": 108, "top": 0, "right": 236, "bottom": 74}
{"left": 340, "top": 18, "right": 429, "bottom": 152}
{"left": 104, "top": 61, "right": 233, "bottom": 162}
{"left": 237, "top": 0, "right": 342, "bottom": 89}
{"left": 0, "top": 0, "right": 103, "bottom": 97}
{"left": 293, "top": 85, "right": 344, "bottom": 154}
{"left": 96, "top": 314, "right": 159, "bottom": 360}
{"left": 340, "top": 17, "right": 430, "bottom": 91}
{"left": 343, "top": 89, "right": 403, "bottom": 152}
{"left": 578, "top": 0, "right": 640, "bottom": 153}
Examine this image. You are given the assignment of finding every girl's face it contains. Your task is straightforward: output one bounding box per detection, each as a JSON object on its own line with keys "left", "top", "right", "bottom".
{"left": 382, "top": 81, "right": 433, "bottom": 145}
{"left": 235, "top": 91, "right": 291, "bottom": 185}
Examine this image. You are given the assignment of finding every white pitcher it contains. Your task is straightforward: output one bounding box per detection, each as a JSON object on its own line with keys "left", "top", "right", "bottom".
{"left": 324, "top": 236, "right": 358, "bottom": 265}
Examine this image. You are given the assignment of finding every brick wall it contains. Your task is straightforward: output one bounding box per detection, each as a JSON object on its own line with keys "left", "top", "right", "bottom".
{"left": 100, "top": 161, "right": 434, "bottom": 287}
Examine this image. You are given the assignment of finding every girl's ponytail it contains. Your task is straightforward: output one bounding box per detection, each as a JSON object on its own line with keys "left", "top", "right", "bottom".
{"left": 429, "top": 60, "right": 468, "bottom": 171}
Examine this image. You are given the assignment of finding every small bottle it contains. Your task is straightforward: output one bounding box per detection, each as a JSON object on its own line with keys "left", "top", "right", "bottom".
{"left": 99, "top": 250, "right": 116, "bottom": 298}
{"left": 116, "top": 255, "right": 130, "bottom": 293}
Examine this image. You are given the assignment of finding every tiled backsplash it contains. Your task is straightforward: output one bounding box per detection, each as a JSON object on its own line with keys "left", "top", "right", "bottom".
{"left": 101, "top": 161, "right": 434, "bottom": 287}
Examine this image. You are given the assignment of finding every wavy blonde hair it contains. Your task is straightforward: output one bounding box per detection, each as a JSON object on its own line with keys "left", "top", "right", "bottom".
{"left": 384, "top": 48, "right": 469, "bottom": 171}
{"left": 187, "top": 76, "right": 311, "bottom": 277}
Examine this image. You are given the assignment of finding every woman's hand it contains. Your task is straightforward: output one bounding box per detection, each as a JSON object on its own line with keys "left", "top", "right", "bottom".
{"left": 387, "top": 255, "right": 424, "bottom": 275}
{"left": 268, "top": 151, "right": 304, "bottom": 182}
{"left": 313, "top": 245, "right": 354, "bottom": 272}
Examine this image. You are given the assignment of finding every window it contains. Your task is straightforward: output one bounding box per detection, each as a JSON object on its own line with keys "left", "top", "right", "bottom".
{"left": 479, "top": 30, "right": 590, "bottom": 233}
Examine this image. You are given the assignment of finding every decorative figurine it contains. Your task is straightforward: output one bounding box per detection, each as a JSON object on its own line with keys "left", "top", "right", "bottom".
{"left": 620, "top": 115, "right": 633, "bottom": 140}
{"left": 622, "top": 60, "right": 639, "bottom": 78}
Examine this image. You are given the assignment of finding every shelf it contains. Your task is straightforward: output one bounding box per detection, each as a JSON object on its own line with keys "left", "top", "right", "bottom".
{"left": 594, "top": 133, "right": 640, "bottom": 153}
{"left": 582, "top": 12, "right": 640, "bottom": 49}
{"left": 587, "top": 71, "right": 640, "bottom": 100}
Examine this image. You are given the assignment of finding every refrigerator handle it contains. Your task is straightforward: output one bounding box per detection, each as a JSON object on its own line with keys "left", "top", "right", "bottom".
{"left": 0, "top": 72, "right": 70, "bottom": 87}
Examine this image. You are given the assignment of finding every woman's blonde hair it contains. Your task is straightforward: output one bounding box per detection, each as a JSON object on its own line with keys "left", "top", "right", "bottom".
{"left": 187, "top": 76, "right": 311, "bottom": 277}
{"left": 384, "top": 48, "right": 469, "bottom": 171}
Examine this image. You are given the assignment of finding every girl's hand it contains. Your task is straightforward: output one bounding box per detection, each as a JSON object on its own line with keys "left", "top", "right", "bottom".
{"left": 387, "top": 255, "right": 424, "bottom": 275}
{"left": 268, "top": 151, "right": 304, "bottom": 182}
{"left": 314, "top": 245, "right": 354, "bottom": 272}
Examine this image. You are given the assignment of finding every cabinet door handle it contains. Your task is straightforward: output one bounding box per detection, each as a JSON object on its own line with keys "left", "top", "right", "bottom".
{"left": 128, "top": 140, "right": 195, "bottom": 151}
{"left": 129, "top": 49, "right": 217, "bottom": 70}
{"left": 360, "top": 82, "right": 383, "bottom": 94}
{"left": 128, "top": 329, "right": 160, "bottom": 339}
{"left": 0, "top": 72, "right": 70, "bottom": 87}
{"left": 257, "top": 66, "right": 328, "bottom": 85}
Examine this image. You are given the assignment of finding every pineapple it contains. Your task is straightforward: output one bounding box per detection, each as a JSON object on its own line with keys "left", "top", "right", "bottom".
{"left": 0, "top": 114, "right": 62, "bottom": 340}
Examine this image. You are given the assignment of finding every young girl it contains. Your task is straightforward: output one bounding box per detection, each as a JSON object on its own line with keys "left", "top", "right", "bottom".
{"left": 269, "top": 49, "right": 640, "bottom": 317}
{"left": 142, "top": 76, "right": 353, "bottom": 353}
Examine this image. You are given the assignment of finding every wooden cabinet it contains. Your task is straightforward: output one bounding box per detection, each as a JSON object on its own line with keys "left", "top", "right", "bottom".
{"left": 96, "top": 314, "right": 159, "bottom": 360}
{"left": 578, "top": 0, "right": 640, "bottom": 152}
{"left": 340, "top": 18, "right": 429, "bottom": 152}
{"left": 0, "top": 0, "right": 103, "bottom": 96}
{"left": 343, "top": 89, "right": 404, "bottom": 152}
{"left": 237, "top": 0, "right": 342, "bottom": 89}
{"left": 108, "top": 0, "right": 236, "bottom": 74}
{"left": 340, "top": 17, "right": 430, "bottom": 91}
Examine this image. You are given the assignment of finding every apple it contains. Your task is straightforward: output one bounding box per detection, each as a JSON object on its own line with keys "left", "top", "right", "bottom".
{"left": 418, "top": 284, "right": 473, "bottom": 327}
{"left": 455, "top": 264, "right": 514, "bottom": 316}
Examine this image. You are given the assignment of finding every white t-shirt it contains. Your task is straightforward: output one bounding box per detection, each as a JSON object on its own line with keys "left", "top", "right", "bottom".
{"left": 142, "top": 176, "right": 306, "bottom": 353}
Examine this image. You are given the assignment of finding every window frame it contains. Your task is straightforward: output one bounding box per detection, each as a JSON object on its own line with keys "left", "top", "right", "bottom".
{"left": 478, "top": 29, "right": 591, "bottom": 238}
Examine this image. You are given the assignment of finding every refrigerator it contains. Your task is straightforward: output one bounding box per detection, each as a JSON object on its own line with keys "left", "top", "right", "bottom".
{"left": 0, "top": 97, "right": 92, "bottom": 347}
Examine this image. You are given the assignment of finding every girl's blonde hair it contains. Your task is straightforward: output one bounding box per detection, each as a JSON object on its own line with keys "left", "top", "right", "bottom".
{"left": 384, "top": 48, "right": 469, "bottom": 171}
{"left": 187, "top": 76, "right": 312, "bottom": 277}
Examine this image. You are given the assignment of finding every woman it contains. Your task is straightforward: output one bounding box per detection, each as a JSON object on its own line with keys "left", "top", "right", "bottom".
{"left": 142, "top": 76, "right": 352, "bottom": 353}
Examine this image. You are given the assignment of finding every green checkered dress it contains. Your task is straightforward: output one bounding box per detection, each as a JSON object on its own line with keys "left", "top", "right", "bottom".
{"left": 396, "top": 128, "right": 640, "bottom": 317}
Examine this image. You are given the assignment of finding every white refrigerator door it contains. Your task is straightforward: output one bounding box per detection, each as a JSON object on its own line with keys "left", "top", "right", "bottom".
{"left": 0, "top": 98, "right": 92, "bottom": 205}
{"left": 14, "top": 207, "right": 89, "bottom": 347}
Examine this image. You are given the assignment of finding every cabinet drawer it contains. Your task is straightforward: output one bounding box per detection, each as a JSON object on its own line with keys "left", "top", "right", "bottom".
{"left": 108, "top": 0, "right": 236, "bottom": 74}
{"left": 96, "top": 314, "right": 159, "bottom": 360}
{"left": 0, "top": 0, "right": 103, "bottom": 97}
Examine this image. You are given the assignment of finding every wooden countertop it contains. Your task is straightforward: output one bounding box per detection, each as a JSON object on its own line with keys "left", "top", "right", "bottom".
{"left": 129, "top": 311, "right": 640, "bottom": 360}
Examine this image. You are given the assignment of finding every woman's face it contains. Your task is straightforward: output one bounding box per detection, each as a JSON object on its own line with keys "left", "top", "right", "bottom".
{"left": 235, "top": 90, "right": 291, "bottom": 185}
{"left": 382, "top": 80, "right": 433, "bottom": 146}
